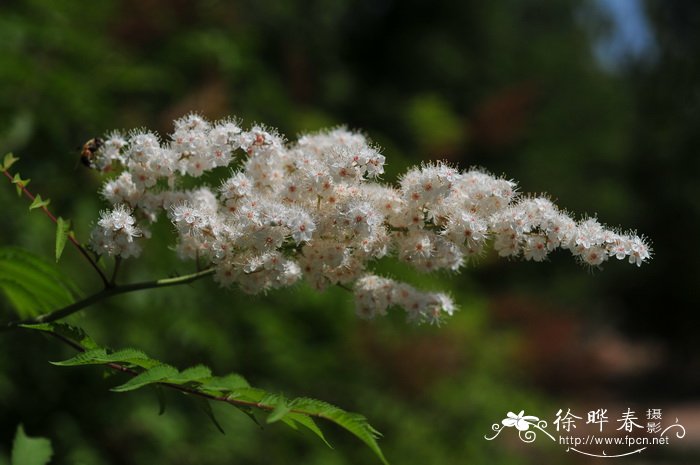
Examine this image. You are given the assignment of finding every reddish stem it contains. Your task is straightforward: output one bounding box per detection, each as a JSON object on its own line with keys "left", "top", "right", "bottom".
{"left": 3, "top": 169, "right": 110, "bottom": 287}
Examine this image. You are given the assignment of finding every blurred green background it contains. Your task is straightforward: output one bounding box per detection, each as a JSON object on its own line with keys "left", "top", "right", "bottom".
{"left": 1, "top": 0, "right": 698, "bottom": 463}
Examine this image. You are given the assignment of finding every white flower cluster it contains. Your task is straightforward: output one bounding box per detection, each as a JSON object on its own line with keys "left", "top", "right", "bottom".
{"left": 88, "top": 113, "right": 651, "bottom": 323}
{"left": 90, "top": 204, "right": 142, "bottom": 258}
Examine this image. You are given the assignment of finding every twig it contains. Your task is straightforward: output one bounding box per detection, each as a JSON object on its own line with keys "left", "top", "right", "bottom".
{"left": 336, "top": 283, "right": 354, "bottom": 293}
{"left": 111, "top": 257, "right": 122, "bottom": 286}
{"left": 1, "top": 268, "right": 216, "bottom": 331}
{"left": 2, "top": 169, "right": 110, "bottom": 287}
{"left": 42, "top": 329, "right": 347, "bottom": 421}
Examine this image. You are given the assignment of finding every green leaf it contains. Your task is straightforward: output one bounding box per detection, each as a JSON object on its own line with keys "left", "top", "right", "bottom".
{"left": 0, "top": 280, "right": 41, "bottom": 319}
{"left": 11, "top": 424, "right": 52, "bottom": 465}
{"left": 224, "top": 389, "right": 385, "bottom": 462}
{"left": 280, "top": 415, "right": 298, "bottom": 430}
{"left": 227, "top": 386, "right": 268, "bottom": 403}
{"left": 233, "top": 404, "right": 261, "bottom": 426}
{"left": 290, "top": 398, "right": 388, "bottom": 465}
{"left": 167, "top": 365, "right": 212, "bottom": 384}
{"left": 55, "top": 217, "right": 70, "bottom": 263}
{"left": 21, "top": 322, "right": 98, "bottom": 350}
{"left": 196, "top": 399, "right": 225, "bottom": 434}
{"left": 200, "top": 373, "right": 250, "bottom": 393}
{"left": 154, "top": 386, "right": 167, "bottom": 416}
{"left": 96, "top": 348, "right": 160, "bottom": 368}
{"left": 267, "top": 395, "right": 291, "bottom": 424}
{"left": 285, "top": 413, "right": 332, "bottom": 448}
{"left": 50, "top": 348, "right": 108, "bottom": 366}
{"left": 50, "top": 347, "right": 159, "bottom": 368}
{"left": 28, "top": 195, "right": 49, "bottom": 211}
{"left": 2, "top": 153, "right": 19, "bottom": 171}
{"left": 0, "top": 247, "right": 80, "bottom": 318}
{"left": 32, "top": 321, "right": 387, "bottom": 463}
{"left": 11, "top": 173, "right": 29, "bottom": 197}
{"left": 110, "top": 364, "right": 179, "bottom": 392}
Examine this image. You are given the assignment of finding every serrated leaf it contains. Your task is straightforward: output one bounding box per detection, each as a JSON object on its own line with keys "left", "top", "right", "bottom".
{"left": 200, "top": 373, "right": 250, "bottom": 393}
{"left": 225, "top": 389, "right": 382, "bottom": 460}
{"left": 267, "top": 395, "right": 291, "bottom": 424}
{"left": 290, "top": 398, "right": 387, "bottom": 465}
{"left": 280, "top": 415, "right": 298, "bottom": 429}
{"left": 110, "top": 364, "right": 179, "bottom": 392}
{"left": 167, "top": 365, "right": 212, "bottom": 384}
{"left": 50, "top": 347, "right": 158, "bottom": 369}
{"left": 233, "top": 405, "right": 262, "bottom": 427}
{"left": 196, "top": 399, "right": 225, "bottom": 434}
{"left": 227, "top": 386, "right": 267, "bottom": 403}
{"left": 20, "top": 322, "right": 98, "bottom": 350}
{"left": 50, "top": 348, "right": 108, "bottom": 366}
{"left": 2, "top": 153, "right": 19, "bottom": 171}
{"left": 0, "top": 247, "right": 80, "bottom": 319}
{"left": 286, "top": 413, "right": 332, "bottom": 448}
{"left": 55, "top": 218, "right": 70, "bottom": 262}
{"left": 32, "top": 326, "right": 387, "bottom": 464}
{"left": 28, "top": 195, "right": 49, "bottom": 211}
{"left": 11, "top": 424, "right": 52, "bottom": 465}
{"left": 97, "top": 348, "right": 159, "bottom": 368}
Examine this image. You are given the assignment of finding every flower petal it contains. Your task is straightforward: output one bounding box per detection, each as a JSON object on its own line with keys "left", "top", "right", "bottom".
{"left": 516, "top": 419, "right": 531, "bottom": 431}
{"left": 502, "top": 418, "right": 517, "bottom": 427}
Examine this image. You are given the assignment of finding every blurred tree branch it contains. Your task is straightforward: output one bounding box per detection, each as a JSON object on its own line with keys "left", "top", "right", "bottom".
{"left": 1, "top": 268, "right": 215, "bottom": 331}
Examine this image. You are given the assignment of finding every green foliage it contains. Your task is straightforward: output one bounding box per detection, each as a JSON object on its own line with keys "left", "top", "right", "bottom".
{"left": 288, "top": 397, "right": 386, "bottom": 463}
{"left": 20, "top": 322, "right": 97, "bottom": 350}
{"left": 51, "top": 347, "right": 158, "bottom": 369}
{"left": 11, "top": 425, "right": 52, "bottom": 465}
{"left": 110, "top": 365, "right": 180, "bottom": 392}
{"left": 11, "top": 173, "right": 29, "bottom": 197}
{"left": 0, "top": 248, "right": 79, "bottom": 319}
{"left": 267, "top": 395, "right": 291, "bottom": 424}
{"left": 28, "top": 195, "right": 49, "bottom": 211}
{"left": 23, "top": 322, "right": 389, "bottom": 464}
{"left": 1, "top": 153, "right": 18, "bottom": 171}
{"left": 54, "top": 217, "right": 70, "bottom": 263}
{"left": 196, "top": 399, "right": 226, "bottom": 434}
{"left": 282, "top": 412, "right": 332, "bottom": 448}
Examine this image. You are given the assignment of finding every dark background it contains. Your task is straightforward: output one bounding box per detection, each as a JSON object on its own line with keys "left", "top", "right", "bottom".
{"left": 0, "top": 0, "right": 698, "bottom": 463}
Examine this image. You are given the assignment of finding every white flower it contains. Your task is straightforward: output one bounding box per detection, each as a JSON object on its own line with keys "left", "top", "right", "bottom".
{"left": 220, "top": 172, "right": 253, "bottom": 199}
{"left": 101, "top": 172, "right": 142, "bottom": 206}
{"left": 287, "top": 211, "right": 316, "bottom": 244}
{"left": 90, "top": 205, "right": 142, "bottom": 258}
{"left": 502, "top": 411, "right": 539, "bottom": 431}
{"left": 628, "top": 236, "right": 651, "bottom": 267}
{"left": 523, "top": 236, "right": 548, "bottom": 262}
{"left": 91, "top": 114, "right": 651, "bottom": 318}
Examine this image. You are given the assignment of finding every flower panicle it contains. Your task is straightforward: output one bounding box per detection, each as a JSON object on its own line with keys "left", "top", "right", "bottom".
{"left": 88, "top": 114, "right": 651, "bottom": 323}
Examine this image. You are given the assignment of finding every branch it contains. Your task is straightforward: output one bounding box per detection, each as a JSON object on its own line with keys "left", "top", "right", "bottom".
{"left": 2, "top": 168, "right": 110, "bottom": 287}
{"left": 336, "top": 283, "right": 354, "bottom": 293}
{"left": 111, "top": 256, "right": 122, "bottom": 286}
{"left": 1, "top": 268, "right": 215, "bottom": 331}
{"left": 42, "top": 330, "right": 351, "bottom": 421}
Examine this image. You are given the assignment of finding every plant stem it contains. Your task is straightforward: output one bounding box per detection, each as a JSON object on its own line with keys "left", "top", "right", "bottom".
{"left": 1, "top": 268, "right": 215, "bottom": 331}
{"left": 336, "top": 283, "right": 354, "bottom": 293}
{"left": 111, "top": 257, "right": 122, "bottom": 285}
{"left": 43, "top": 330, "right": 347, "bottom": 421}
{"left": 2, "top": 169, "right": 110, "bottom": 287}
